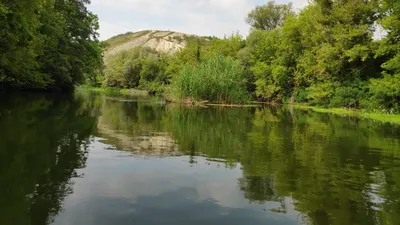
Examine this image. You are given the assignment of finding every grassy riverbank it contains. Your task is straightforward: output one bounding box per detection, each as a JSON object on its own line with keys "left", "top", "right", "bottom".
{"left": 77, "top": 87, "right": 149, "bottom": 96}
{"left": 77, "top": 87, "right": 400, "bottom": 125}
{"left": 293, "top": 105, "right": 400, "bottom": 125}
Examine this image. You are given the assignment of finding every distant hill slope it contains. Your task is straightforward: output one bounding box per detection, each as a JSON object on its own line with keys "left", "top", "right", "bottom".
{"left": 103, "top": 30, "right": 209, "bottom": 62}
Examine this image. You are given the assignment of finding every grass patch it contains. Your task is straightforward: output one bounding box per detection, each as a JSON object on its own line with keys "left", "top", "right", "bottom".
{"left": 120, "top": 89, "right": 149, "bottom": 96}
{"left": 77, "top": 87, "right": 149, "bottom": 97}
{"left": 293, "top": 104, "right": 400, "bottom": 125}
{"left": 106, "top": 30, "right": 151, "bottom": 50}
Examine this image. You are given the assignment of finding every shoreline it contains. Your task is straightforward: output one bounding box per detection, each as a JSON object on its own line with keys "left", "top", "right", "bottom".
{"left": 293, "top": 104, "right": 400, "bottom": 125}
{"left": 78, "top": 87, "right": 400, "bottom": 125}
{"left": 77, "top": 87, "right": 149, "bottom": 96}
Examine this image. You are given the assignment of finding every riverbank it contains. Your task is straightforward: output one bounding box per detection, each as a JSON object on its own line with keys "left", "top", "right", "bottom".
{"left": 77, "top": 87, "right": 149, "bottom": 96}
{"left": 293, "top": 105, "right": 400, "bottom": 125}
{"left": 76, "top": 87, "right": 400, "bottom": 125}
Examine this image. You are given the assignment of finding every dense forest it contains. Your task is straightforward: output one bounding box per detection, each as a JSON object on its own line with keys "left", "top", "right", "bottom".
{"left": 1, "top": 0, "right": 400, "bottom": 112}
{"left": 0, "top": 0, "right": 102, "bottom": 92}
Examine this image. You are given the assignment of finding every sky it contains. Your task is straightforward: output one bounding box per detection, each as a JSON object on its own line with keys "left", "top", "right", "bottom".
{"left": 88, "top": 0, "right": 309, "bottom": 40}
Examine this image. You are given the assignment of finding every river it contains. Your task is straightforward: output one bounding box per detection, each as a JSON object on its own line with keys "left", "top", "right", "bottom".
{"left": 1, "top": 91, "right": 399, "bottom": 225}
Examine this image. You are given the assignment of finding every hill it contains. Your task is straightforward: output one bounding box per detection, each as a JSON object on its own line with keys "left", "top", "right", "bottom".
{"left": 103, "top": 30, "right": 210, "bottom": 63}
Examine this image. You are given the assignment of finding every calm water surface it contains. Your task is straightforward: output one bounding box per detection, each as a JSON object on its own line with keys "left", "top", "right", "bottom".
{"left": 1, "top": 91, "right": 400, "bottom": 225}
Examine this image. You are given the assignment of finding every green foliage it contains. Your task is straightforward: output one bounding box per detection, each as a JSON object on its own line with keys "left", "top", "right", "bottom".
{"left": 0, "top": 0, "right": 102, "bottom": 91}
{"left": 246, "top": 27, "right": 297, "bottom": 102}
{"left": 369, "top": 74, "right": 400, "bottom": 112}
{"left": 173, "top": 55, "right": 250, "bottom": 103}
{"left": 99, "top": 0, "right": 399, "bottom": 111}
{"left": 371, "top": 0, "right": 400, "bottom": 111}
{"left": 105, "top": 30, "right": 151, "bottom": 50}
{"left": 243, "top": 0, "right": 400, "bottom": 111}
{"left": 206, "top": 33, "right": 245, "bottom": 59}
{"left": 246, "top": 1, "right": 294, "bottom": 31}
{"left": 291, "top": 0, "right": 379, "bottom": 97}
{"left": 306, "top": 81, "right": 337, "bottom": 106}
{"left": 0, "top": 0, "right": 46, "bottom": 89}
{"left": 104, "top": 47, "right": 170, "bottom": 95}
{"left": 330, "top": 80, "right": 369, "bottom": 108}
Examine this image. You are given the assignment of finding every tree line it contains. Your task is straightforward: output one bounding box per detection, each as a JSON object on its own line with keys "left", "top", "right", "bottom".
{"left": 0, "top": 0, "right": 102, "bottom": 92}
{"left": 2, "top": 0, "right": 399, "bottom": 112}
{"left": 102, "top": 0, "right": 400, "bottom": 112}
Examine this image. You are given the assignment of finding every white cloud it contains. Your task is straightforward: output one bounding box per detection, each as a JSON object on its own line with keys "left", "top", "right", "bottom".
{"left": 88, "top": 0, "right": 309, "bottom": 40}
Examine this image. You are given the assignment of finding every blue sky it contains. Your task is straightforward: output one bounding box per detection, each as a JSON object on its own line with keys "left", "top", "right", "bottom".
{"left": 88, "top": 0, "right": 309, "bottom": 40}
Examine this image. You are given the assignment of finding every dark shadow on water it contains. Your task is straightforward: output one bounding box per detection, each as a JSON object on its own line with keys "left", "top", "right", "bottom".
{"left": 0, "top": 93, "right": 98, "bottom": 225}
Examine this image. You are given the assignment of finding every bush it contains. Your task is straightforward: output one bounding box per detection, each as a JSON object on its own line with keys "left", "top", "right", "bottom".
{"left": 369, "top": 74, "right": 400, "bottom": 111}
{"left": 104, "top": 47, "right": 171, "bottom": 95}
{"left": 329, "top": 80, "right": 368, "bottom": 108}
{"left": 173, "top": 55, "right": 250, "bottom": 103}
{"left": 294, "top": 88, "right": 310, "bottom": 103}
{"left": 306, "top": 81, "right": 337, "bottom": 106}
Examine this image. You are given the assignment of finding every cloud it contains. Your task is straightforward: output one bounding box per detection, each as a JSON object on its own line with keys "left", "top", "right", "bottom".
{"left": 88, "top": 0, "right": 309, "bottom": 40}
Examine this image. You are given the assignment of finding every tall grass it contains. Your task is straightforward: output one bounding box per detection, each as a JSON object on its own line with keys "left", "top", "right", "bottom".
{"left": 173, "top": 55, "right": 250, "bottom": 103}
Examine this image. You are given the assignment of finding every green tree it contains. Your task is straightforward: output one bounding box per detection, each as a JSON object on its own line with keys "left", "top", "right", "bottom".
{"left": 0, "top": 0, "right": 46, "bottom": 89}
{"left": 245, "top": 1, "right": 294, "bottom": 31}
{"left": 39, "top": 0, "right": 102, "bottom": 91}
{"left": 205, "top": 32, "right": 245, "bottom": 59}
{"left": 294, "top": 0, "right": 379, "bottom": 107}
{"left": 104, "top": 46, "right": 171, "bottom": 94}
{"left": 370, "top": 0, "right": 400, "bottom": 111}
{"left": 0, "top": 0, "right": 102, "bottom": 92}
{"left": 246, "top": 0, "right": 382, "bottom": 107}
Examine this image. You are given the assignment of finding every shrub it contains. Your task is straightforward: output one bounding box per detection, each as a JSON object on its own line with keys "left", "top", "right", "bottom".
{"left": 369, "top": 73, "right": 400, "bottom": 111}
{"left": 294, "top": 88, "right": 310, "bottom": 103}
{"left": 306, "top": 81, "right": 337, "bottom": 106}
{"left": 329, "top": 80, "right": 368, "bottom": 108}
{"left": 104, "top": 46, "right": 171, "bottom": 94}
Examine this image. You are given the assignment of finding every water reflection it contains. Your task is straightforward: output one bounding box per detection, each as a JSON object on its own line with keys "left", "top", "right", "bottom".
{"left": 97, "top": 99, "right": 179, "bottom": 156}
{"left": 53, "top": 143, "right": 299, "bottom": 225}
{"left": 1, "top": 91, "right": 400, "bottom": 225}
{"left": 0, "top": 93, "right": 97, "bottom": 225}
{"left": 91, "top": 92, "right": 400, "bottom": 225}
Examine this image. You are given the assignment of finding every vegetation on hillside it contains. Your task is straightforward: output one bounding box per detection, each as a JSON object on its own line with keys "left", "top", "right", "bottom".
{"left": 104, "top": 47, "right": 171, "bottom": 94}
{"left": 99, "top": 0, "right": 400, "bottom": 111}
{"left": 0, "top": 0, "right": 102, "bottom": 92}
{"left": 103, "top": 30, "right": 152, "bottom": 50}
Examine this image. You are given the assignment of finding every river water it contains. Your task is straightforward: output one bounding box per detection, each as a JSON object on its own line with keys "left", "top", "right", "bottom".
{"left": 1, "top": 91, "right": 400, "bottom": 225}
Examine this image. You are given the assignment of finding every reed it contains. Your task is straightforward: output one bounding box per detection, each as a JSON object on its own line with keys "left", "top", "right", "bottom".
{"left": 173, "top": 55, "right": 250, "bottom": 103}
